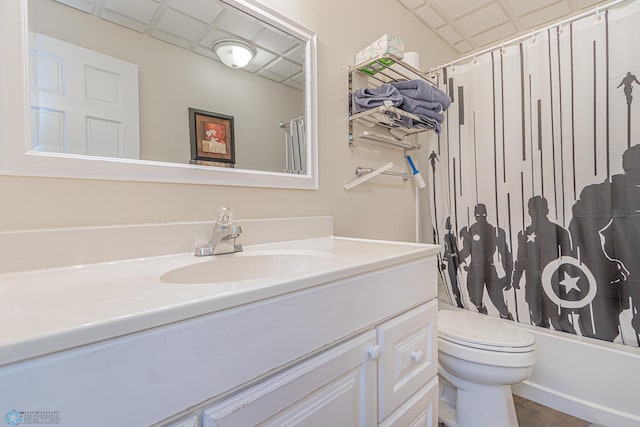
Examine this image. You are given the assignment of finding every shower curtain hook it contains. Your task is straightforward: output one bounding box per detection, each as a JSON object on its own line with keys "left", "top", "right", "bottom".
{"left": 500, "top": 41, "right": 505, "bottom": 55}
{"left": 531, "top": 29, "right": 537, "bottom": 44}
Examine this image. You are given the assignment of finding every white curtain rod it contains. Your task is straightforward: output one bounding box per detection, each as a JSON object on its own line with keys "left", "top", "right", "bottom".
{"left": 428, "top": 0, "right": 630, "bottom": 75}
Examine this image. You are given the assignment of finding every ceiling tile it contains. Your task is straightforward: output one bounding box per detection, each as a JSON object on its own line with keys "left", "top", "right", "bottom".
{"left": 291, "top": 72, "right": 304, "bottom": 84}
{"left": 415, "top": 5, "right": 446, "bottom": 29}
{"left": 167, "top": 0, "right": 224, "bottom": 24}
{"left": 265, "top": 58, "right": 302, "bottom": 79}
{"left": 472, "top": 21, "right": 516, "bottom": 47}
{"left": 192, "top": 44, "right": 218, "bottom": 60}
{"left": 241, "top": 63, "right": 260, "bottom": 72}
{"left": 215, "top": 8, "right": 264, "bottom": 40}
{"left": 456, "top": 3, "right": 508, "bottom": 36}
{"left": 252, "top": 29, "right": 298, "bottom": 54}
{"left": 156, "top": 9, "right": 207, "bottom": 42}
{"left": 433, "top": 0, "right": 493, "bottom": 19}
{"left": 505, "top": 0, "right": 559, "bottom": 17}
{"left": 453, "top": 40, "right": 473, "bottom": 53}
{"left": 249, "top": 48, "right": 277, "bottom": 68}
{"left": 100, "top": 9, "right": 148, "bottom": 33}
{"left": 284, "top": 44, "right": 304, "bottom": 65}
{"left": 518, "top": 1, "right": 571, "bottom": 30}
{"left": 257, "top": 69, "right": 286, "bottom": 83}
{"left": 103, "top": 0, "right": 159, "bottom": 24}
{"left": 199, "top": 28, "right": 228, "bottom": 49}
{"left": 436, "top": 24, "right": 464, "bottom": 44}
{"left": 150, "top": 29, "right": 191, "bottom": 48}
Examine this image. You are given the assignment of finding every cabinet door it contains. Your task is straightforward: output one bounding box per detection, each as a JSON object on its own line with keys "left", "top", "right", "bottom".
{"left": 377, "top": 300, "right": 438, "bottom": 421}
{"left": 203, "top": 331, "right": 377, "bottom": 427}
{"left": 379, "top": 377, "right": 438, "bottom": 427}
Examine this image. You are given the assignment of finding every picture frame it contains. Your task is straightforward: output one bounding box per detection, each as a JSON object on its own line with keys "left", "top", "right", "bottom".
{"left": 189, "top": 108, "right": 235, "bottom": 164}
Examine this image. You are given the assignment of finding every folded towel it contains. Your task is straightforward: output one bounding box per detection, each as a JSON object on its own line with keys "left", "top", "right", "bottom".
{"left": 352, "top": 84, "right": 403, "bottom": 113}
{"left": 402, "top": 98, "right": 443, "bottom": 113}
{"left": 400, "top": 97, "right": 444, "bottom": 114}
{"left": 411, "top": 105, "right": 445, "bottom": 123}
{"left": 390, "top": 79, "right": 452, "bottom": 111}
{"left": 399, "top": 114, "right": 442, "bottom": 134}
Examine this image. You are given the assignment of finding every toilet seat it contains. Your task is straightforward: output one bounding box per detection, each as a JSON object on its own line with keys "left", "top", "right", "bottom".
{"left": 438, "top": 310, "right": 535, "bottom": 353}
{"left": 439, "top": 334, "right": 535, "bottom": 353}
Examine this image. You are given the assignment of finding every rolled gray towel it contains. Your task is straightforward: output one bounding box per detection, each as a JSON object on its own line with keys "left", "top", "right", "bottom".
{"left": 399, "top": 114, "right": 441, "bottom": 134}
{"left": 352, "top": 84, "right": 403, "bottom": 113}
{"left": 390, "top": 79, "right": 452, "bottom": 111}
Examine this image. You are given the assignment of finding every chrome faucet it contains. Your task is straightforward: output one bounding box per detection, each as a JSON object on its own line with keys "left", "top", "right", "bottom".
{"left": 195, "top": 206, "right": 243, "bottom": 256}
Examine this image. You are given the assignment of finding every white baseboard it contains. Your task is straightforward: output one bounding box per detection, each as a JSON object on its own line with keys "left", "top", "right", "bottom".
{"left": 514, "top": 381, "right": 640, "bottom": 427}
{"left": 509, "top": 321, "right": 640, "bottom": 427}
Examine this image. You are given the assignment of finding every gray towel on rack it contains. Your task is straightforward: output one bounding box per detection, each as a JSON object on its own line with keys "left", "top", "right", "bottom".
{"left": 390, "top": 79, "right": 452, "bottom": 111}
{"left": 403, "top": 98, "right": 444, "bottom": 113}
{"left": 400, "top": 115, "right": 442, "bottom": 134}
{"left": 412, "top": 106, "right": 445, "bottom": 123}
{"left": 352, "top": 84, "right": 403, "bottom": 113}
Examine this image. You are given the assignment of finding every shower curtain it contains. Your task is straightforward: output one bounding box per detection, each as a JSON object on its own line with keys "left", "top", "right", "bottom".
{"left": 426, "top": 0, "right": 640, "bottom": 348}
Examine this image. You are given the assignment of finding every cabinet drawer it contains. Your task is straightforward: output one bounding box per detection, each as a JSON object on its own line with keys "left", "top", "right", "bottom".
{"left": 202, "top": 331, "right": 377, "bottom": 427}
{"left": 379, "top": 377, "right": 438, "bottom": 427}
{"left": 377, "top": 299, "right": 438, "bottom": 421}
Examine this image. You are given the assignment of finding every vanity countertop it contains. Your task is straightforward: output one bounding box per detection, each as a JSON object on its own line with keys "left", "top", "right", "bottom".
{"left": 0, "top": 237, "right": 440, "bottom": 367}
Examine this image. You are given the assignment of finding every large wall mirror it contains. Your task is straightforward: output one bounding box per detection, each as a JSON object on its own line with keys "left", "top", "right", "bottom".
{"left": 0, "top": 0, "right": 318, "bottom": 189}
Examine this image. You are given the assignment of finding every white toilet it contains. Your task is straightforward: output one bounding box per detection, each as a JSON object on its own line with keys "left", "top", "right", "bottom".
{"left": 437, "top": 310, "right": 536, "bottom": 427}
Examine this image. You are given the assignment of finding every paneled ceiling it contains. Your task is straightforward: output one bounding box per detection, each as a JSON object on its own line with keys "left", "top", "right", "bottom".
{"left": 397, "top": 0, "right": 611, "bottom": 54}
{"left": 50, "top": 0, "right": 305, "bottom": 90}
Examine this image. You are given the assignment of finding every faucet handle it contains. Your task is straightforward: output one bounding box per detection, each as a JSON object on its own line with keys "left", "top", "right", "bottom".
{"left": 215, "top": 205, "right": 234, "bottom": 226}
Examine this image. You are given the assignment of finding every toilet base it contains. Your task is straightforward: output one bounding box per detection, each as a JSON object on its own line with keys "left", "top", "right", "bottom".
{"left": 439, "top": 367, "right": 519, "bottom": 427}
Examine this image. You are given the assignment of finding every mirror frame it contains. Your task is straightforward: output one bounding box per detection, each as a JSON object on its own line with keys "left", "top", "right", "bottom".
{"left": 0, "top": 0, "right": 318, "bottom": 189}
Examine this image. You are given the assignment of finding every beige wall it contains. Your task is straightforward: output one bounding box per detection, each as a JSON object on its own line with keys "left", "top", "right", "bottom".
{"left": 1, "top": 0, "right": 456, "bottom": 242}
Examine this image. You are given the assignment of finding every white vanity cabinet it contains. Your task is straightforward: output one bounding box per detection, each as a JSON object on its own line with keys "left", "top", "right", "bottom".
{"left": 0, "top": 238, "right": 440, "bottom": 427}
{"left": 201, "top": 300, "right": 438, "bottom": 427}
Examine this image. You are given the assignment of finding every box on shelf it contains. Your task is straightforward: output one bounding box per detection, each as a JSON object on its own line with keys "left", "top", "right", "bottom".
{"left": 354, "top": 34, "right": 404, "bottom": 65}
{"left": 357, "top": 57, "right": 397, "bottom": 76}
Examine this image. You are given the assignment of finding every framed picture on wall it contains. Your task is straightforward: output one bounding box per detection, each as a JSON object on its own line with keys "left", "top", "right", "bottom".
{"left": 189, "top": 108, "right": 235, "bottom": 164}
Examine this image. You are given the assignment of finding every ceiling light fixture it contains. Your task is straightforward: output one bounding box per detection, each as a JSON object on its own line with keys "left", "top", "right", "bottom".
{"left": 213, "top": 39, "right": 256, "bottom": 69}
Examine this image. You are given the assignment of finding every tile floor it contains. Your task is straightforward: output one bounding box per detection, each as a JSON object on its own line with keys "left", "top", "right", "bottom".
{"left": 438, "top": 395, "right": 593, "bottom": 427}
{"left": 513, "top": 395, "right": 592, "bottom": 427}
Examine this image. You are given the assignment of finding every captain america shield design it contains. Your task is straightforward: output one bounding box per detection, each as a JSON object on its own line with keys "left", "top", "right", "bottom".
{"left": 541, "top": 256, "right": 598, "bottom": 309}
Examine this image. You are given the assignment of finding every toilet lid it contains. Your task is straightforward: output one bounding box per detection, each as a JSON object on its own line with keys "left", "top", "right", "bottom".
{"left": 438, "top": 310, "right": 535, "bottom": 352}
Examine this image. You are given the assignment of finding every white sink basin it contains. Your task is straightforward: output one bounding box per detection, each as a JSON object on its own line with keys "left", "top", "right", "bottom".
{"left": 160, "top": 250, "right": 333, "bottom": 284}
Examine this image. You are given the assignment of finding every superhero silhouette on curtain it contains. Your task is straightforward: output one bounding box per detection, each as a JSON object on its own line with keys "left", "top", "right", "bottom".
{"left": 443, "top": 145, "right": 640, "bottom": 346}
{"left": 569, "top": 144, "right": 640, "bottom": 344}
{"left": 458, "top": 204, "right": 514, "bottom": 320}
